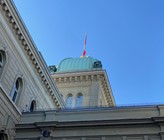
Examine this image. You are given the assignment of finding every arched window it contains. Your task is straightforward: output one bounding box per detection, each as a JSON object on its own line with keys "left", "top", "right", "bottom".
{"left": 30, "top": 100, "right": 36, "bottom": 112}
{"left": 0, "top": 52, "right": 3, "bottom": 67}
{"left": 0, "top": 50, "right": 6, "bottom": 73}
{"left": 75, "top": 93, "right": 83, "bottom": 108}
{"left": 66, "top": 94, "right": 73, "bottom": 108}
{"left": 11, "top": 77, "right": 23, "bottom": 102}
{"left": 0, "top": 133, "right": 8, "bottom": 140}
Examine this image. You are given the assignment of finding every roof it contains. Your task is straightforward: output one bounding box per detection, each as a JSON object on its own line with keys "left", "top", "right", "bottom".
{"left": 57, "top": 57, "right": 102, "bottom": 72}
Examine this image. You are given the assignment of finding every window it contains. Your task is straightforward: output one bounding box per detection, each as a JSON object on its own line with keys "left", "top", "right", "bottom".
{"left": 11, "top": 77, "right": 23, "bottom": 102}
{"left": 0, "top": 52, "right": 3, "bottom": 67}
{"left": 75, "top": 93, "right": 83, "bottom": 108}
{"left": 0, "top": 50, "right": 6, "bottom": 70}
{"left": 30, "top": 100, "right": 36, "bottom": 112}
{"left": 66, "top": 94, "right": 73, "bottom": 108}
{"left": 0, "top": 133, "right": 8, "bottom": 140}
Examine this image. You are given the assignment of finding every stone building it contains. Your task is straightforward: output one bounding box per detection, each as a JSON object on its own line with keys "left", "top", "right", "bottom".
{"left": 16, "top": 105, "right": 164, "bottom": 140}
{"left": 0, "top": 0, "right": 65, "bottom": 139}
{"left": 0, "top": 0, "right": 164, "bottom": 140}
{"left": 50, "top": 57, "right": 115, "bottom": 108}
{"left": 15, "top": 57, "right": 164, "bottom": 140}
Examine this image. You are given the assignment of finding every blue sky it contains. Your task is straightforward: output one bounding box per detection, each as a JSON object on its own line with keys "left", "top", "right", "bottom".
{"left": 13, "top": 0, "right": 164, "bottom": 105}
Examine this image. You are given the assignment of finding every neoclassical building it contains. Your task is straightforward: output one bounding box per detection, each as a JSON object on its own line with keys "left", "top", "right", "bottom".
{"left": 0, "top": 0, "right": 164, "bottom": 140}
{"left": 50, "top": 57, "right": 115, "bottom": 108}
{"left": 0, "top": 0, "right": 65, "bottom": 139}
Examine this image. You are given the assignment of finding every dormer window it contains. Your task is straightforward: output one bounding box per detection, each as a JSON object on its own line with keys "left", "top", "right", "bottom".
{"left": 93, "top": 61, "right": 102, "bottom": 68}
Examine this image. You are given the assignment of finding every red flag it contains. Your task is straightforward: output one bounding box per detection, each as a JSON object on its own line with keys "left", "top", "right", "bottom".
{"left": 81, "top": 35, "right": 87, "bottom": 58}
{"left": 82, "top": 49, "right": 86, "bottom": 56}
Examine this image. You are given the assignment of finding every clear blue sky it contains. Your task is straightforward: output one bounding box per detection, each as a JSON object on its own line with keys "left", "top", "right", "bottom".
{"left": 13, "top": 0, "right": 164, "bottom": 105}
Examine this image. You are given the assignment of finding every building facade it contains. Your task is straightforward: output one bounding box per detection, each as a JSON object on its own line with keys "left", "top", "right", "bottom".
{"left": 0, "top": 0, "right": 65, "bottom": 139}
{"left": 15, "top": 105, "right": 164, "bottom": 140}
{"left": 0, "top": 0, "right": 164, "bottom": 140}
{"left": 50, "top": 57, "right": 115, "bottom": 108}
{"left": 15, "top": 55, "right": 164, "bottom": 139}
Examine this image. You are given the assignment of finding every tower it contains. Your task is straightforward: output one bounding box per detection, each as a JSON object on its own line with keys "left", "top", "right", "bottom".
{"left": 50, "top": 56, "right": 115, "bottom": 108}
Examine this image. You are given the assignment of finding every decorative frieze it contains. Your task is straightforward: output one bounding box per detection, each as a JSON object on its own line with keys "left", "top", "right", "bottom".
{"left": 54, "top": 74, "right": 102, "bottom": 84}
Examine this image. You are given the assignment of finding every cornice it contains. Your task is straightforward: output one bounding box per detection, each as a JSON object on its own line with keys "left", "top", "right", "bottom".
{"left": 16, "top": 118, "right": 155, "bottom": 129}
{"left": 0, "top": 0, "right": 65, "bottom": 108}
{"left": 54, "top": 74, "right": 100, "bottom": 84}
{"left": 52, "top": 70, "right": 115, "bottom": 106}
{"left": 101, "top": 71, "right": 116, "bottom": 106}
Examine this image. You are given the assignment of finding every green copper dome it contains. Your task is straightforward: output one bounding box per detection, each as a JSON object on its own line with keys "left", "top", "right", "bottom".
{"left": 57, "top": 57, "right": 102, "bottom": 72}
